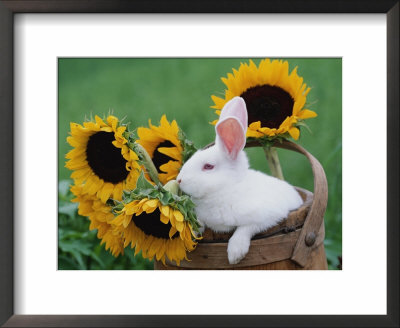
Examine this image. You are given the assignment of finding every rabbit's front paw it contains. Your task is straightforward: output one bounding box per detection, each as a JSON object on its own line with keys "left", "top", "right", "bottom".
{"left": 227, "top": 234, "right": 250, "bottom": 264}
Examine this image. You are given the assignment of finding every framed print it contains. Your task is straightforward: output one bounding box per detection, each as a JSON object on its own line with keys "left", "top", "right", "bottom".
{"left": 0, "top": 1, "right": 398, "bottom": 327}
{"left": 56, "top": 57, "right": 338, "bottom": 272}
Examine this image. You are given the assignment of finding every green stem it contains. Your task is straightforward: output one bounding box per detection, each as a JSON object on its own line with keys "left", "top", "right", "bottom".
{"left": 133, "top": 143, "right": 160, "bottom": 185}
{"left": 263, "top": 146, "right": 285, "bottom": 180}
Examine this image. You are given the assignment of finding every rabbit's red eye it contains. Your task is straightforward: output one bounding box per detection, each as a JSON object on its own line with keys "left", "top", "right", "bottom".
{"left": 203, "top": 163, "right": 214, "bottom": 170}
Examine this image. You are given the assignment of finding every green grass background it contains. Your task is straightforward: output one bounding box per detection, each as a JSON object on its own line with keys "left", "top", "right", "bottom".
{"left": 58, "top": 58, "right": 342, "bottom": 270}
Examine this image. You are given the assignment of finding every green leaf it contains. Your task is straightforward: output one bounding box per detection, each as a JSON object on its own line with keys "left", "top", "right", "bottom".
{"left": 58, "top": 239, "right": 94, "bottom": 269}
{"left": 178, "top": 129, "right": 198, "bottom": 163}
{"left": 159, "top": 191, "right": 173, "bottom": 205}
{"left": 89, "top": 251, "right": 106, "bottom": 269}
{"left": 58, "top": 255, "right": 79, "bottom": 270}
{"left": 70, "top": 250, "right": 86, "bottom": 269}
{"left": 58, "top": 201, "right": 78, "bottom": 219}
{"left": 58, "top": 179, "right": 72, "bottom": 197}
{"left": 137, "top": 189, "right": 152, "bottom": 197}
{"left": 177, "top": 203, "right": 187, "bottom": 216}
{"left": 59, "top": 239, "right": 92, "bottom": 255}
{"left": 111, "top": 203, "right": 124, "bottom": 215}
{"left": 135, "top": 171, "right": 155, "bottom": 190}
{"left": 295, "top": 120, "right": 313, "bottom": 134}
{"left": 59, "top": 229, "right": 85, "bottom": 240}
{"left": 247, "top": 134, "right": 288, "bottom": 148}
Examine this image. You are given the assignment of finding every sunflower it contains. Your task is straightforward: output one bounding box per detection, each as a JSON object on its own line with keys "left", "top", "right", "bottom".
{"left": 65, "top": 115, "right": 141, "bottom": 202}
{"left": 70, "top": 184, "right": 125, "bottom": 257}
{"left": 112, "top": 197, "right": 197, "bottom": 265}
{"left": 137, "top": 115, "right": 190, "bottom": 185}
{"left": 110, "top": 173, "right": 200, "bottom": 265}
{"left": 211, "top": 59, "right": 317, "bottom": 140}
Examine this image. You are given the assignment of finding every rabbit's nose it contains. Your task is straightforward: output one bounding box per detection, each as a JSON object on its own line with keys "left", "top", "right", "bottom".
{"left": 177, "top": 179, "right": 182, "bottom": 184}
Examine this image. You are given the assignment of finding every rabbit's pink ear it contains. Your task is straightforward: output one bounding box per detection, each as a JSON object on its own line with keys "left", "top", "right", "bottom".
{"left": 216, "top": 117, "right": 246, "bottom": 160}
{"left": 219, "top": 97, "right": 248, "bottom": 131}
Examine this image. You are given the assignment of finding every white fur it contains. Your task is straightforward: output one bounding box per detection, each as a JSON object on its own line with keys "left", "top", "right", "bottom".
{"left": 177, "top": 97, "right": 303, "bottom": 264}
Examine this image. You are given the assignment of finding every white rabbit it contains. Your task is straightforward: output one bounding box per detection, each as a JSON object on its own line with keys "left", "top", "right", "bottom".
{"left": 177, "top": 96, "right": 303, "bottom": 264}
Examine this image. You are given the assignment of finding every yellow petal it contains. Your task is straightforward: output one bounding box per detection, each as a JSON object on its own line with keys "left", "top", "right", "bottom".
{"left": 98, "top": 182, "right": 115, "bottom": 203}
{"left": 112, "top": 214, "right": 128, "bottom": 226}
{"left": 112, "top": 140, "right": 123, "bottom": 149}
{"left": 83, "top": 121, "right": 100, "bottom": 131}
{"left": 288, "top": 127, "right": 300, "bottom": 140}
{"left": 173, "top": 209, "right": 184, "bottom": 222}
{"left": 159, "top": 161, "right": 180, "bottom": 180}
{"left": 248, "top": 121, "right": 261, "bottom": 130}
{"left": 175, "top": 220, "right": 184, "bottom": 233}
{"left": 125, "top": 200, "right": 140, "bottom": 215}
{"left": 66, "top": 136, "right": 87, "bottom": 148}
{"left": 169, "top": 226, "right": 178, "bottom": 239}
{"left": 65, "top": 147, "right": 86, "bottom": 159}
{"left": 112, "top": 183, "right": 123, "bottom": 201}
{"left": 160, "top": 205, "right": 170, "bottom": 217}
{"left": 116, "top": 126, "right": 126, "bottom": 134}
{"left": 107, "top": 115, "right": 118, "bottom": 131}
{"left": 278, "top": 116, "right": 293, "bottom": 130}
{"left": 160, "top": 213, "right": 169, "bottom": 224}
{"left": 129, "top": 149, "right": 139, "bottom": 161}
{"left": 83, "top": 176, "right": 103, "bottom": 195}
{"left": 122, "top": 215, "right": 132, "bottom": 228}
{"left": 156, "top": 242, "right": 166, "bottom": 261}
{"left": 70, "top": 167, "right": 91, "bottom": 180}
{"left": 246, "top": 129, "right": 264, "bottom": 138}
{"left": 142, "top": 199, "right": 159, "bottom": 213}
{"left": 157, "top": 147, "right": 181, "bottom": 161}
{"left": 297, "top": 109, "right": 317, "bottom": 119}
{"left": 210, "top": 95, "right": 226, "bottom": 109}
{"left": 77, "top": 201, "right": 93, "bottom": 216}
{"left": 94, "top": 115, "right": 106, "bottom": 127}
{"left": 65, "top": 159, "right": 88, "bottom": 170}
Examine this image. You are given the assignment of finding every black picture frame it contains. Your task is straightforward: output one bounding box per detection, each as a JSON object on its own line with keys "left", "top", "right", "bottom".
{"left": 0, "top": 1, "right": 398, "bottom": 327}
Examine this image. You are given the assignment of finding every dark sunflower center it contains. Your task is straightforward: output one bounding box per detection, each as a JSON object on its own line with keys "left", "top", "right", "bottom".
{"left": 240, "top": 85, "right": 294, "bottom": 129}
{"left": 86, "top": 131, "right": 129, "bottom": 184}
{"left": 152, "top": 140, "right": 175, "bottom": 173}
{"left": 132, "top": 208, "right": 179, "bottom": 239}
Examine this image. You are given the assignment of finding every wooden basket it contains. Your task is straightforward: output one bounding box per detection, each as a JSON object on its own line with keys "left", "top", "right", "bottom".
{"left": 154, "top": 140, "right": 328, "bottom": 270}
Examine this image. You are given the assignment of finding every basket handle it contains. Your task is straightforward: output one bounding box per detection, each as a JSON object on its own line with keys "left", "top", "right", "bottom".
{"left": 261, "top": 140, "right": 328, "bottom": 267}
